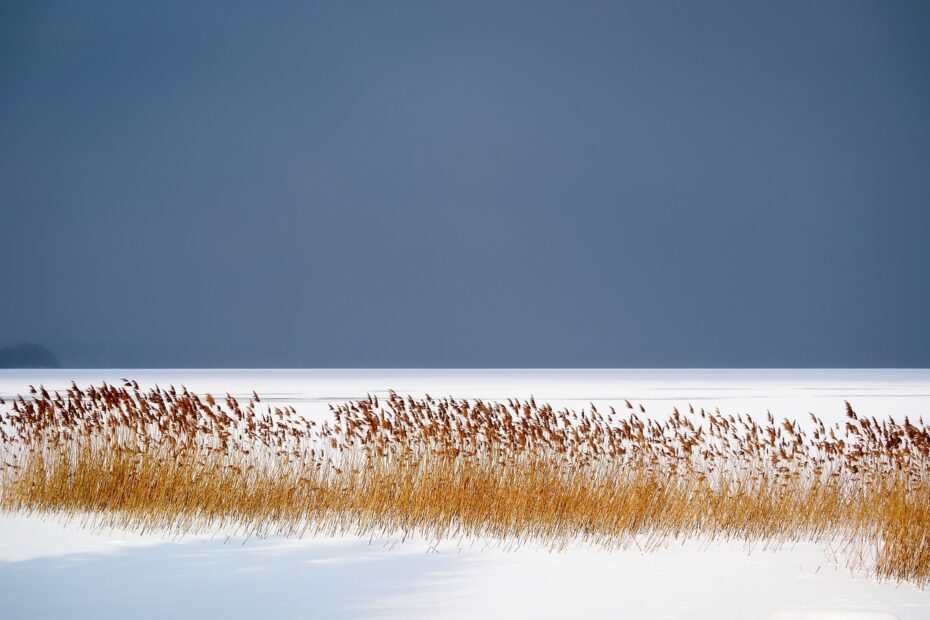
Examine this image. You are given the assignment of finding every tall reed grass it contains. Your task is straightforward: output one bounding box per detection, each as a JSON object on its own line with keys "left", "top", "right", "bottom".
{"left": 1, "top": 382, "right": 928, "bottom": 585}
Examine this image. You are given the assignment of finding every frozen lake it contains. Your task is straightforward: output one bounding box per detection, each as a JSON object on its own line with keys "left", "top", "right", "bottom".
{"left": 2, "top": 368, "right": 929, "bottom": 425}
{"left": 1, "top": 369, "right": 928, "bottom": 619}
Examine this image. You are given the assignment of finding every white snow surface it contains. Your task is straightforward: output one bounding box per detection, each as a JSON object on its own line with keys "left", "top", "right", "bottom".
{"left": 1, "top": 369, "right": 928, "bottom": 619}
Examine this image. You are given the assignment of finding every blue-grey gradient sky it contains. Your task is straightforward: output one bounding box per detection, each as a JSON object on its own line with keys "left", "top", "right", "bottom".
{"left": 2, "top": 1, "right": 928, "bottom": 367}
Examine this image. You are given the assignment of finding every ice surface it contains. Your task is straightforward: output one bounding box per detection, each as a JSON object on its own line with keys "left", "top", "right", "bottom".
{"left": 771, "top": 614, "right": 900, "bottom": 620}
{"left": 1, "top": 369, "right": 928, "bottom": 619}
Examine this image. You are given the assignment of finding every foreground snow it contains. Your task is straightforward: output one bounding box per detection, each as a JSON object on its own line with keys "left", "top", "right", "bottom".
{"left": 1, "top": 369, "right": 928, "bottom": 619}
{"left": 0, "top": 515, "right": 926, "bottom": 620}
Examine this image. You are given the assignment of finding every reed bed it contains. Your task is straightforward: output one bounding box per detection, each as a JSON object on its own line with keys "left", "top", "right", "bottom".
{"left": 1, "top": 381, "right": 928, "bottom": 585}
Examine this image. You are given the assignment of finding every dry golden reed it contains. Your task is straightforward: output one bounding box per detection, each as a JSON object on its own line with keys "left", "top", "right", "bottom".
{"left": 1, "top": 381, "right": 928, "bottom": 585}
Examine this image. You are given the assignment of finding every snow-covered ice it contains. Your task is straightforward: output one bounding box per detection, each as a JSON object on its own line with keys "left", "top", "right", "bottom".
{"left": 1, "top": 369, "right": 928, "bottom": 619}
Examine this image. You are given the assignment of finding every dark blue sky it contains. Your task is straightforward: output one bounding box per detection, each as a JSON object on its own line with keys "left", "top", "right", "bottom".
{"left": 2, "top": 1, "right": 928, "bottom": 367}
